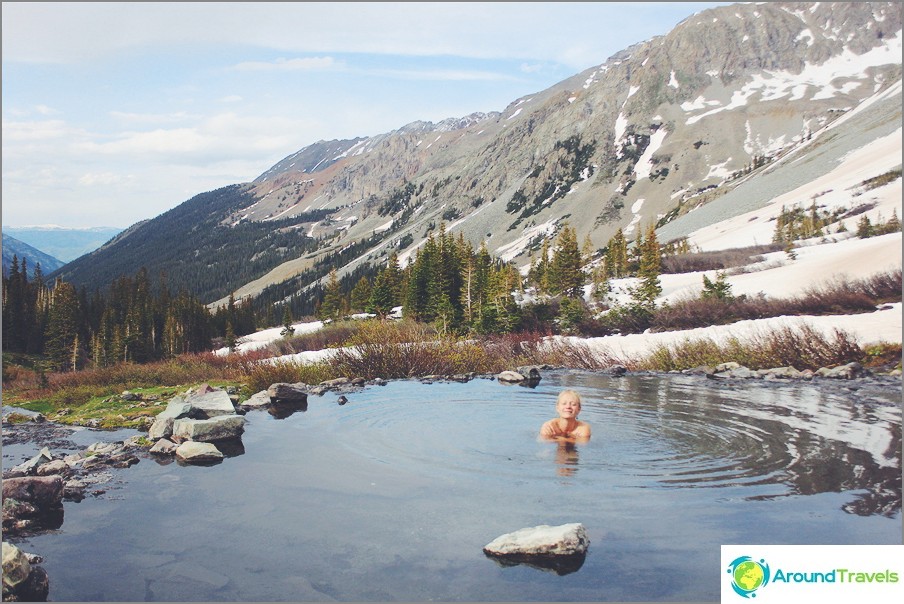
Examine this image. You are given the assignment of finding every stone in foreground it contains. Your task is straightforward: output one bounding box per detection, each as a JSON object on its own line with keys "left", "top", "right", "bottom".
{"left": 483, "top": 523, "right": 589, "bottom": 557}
{"left": 175, "top": 442, "right": 224, "bottom": 464}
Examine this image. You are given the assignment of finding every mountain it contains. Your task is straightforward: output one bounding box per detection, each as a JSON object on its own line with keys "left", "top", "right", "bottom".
{"left": 2, "top": 233, "right": 66, "bottom": 276}
{"left": 52, "top": 1, "right": 902, "bottom": 311}
{"left": 5, "top": 225, "right": 123, "bottom": 263}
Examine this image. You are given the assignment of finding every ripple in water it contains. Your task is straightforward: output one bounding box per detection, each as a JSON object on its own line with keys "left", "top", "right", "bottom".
{"left": 322, "top": 371, "right": 899, "bottom": 505}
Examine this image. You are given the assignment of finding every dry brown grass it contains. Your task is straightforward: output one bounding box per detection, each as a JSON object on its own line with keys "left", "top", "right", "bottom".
{"left": 639, "top": 324, "right": 864, "bottom": 372}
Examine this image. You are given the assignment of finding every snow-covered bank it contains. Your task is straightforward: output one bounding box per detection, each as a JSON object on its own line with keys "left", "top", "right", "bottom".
{"left": 213, "top": 320, "right": 324, "bottom": 356}
{"left": 555, "top": 303, "right": 902, "bottom": 362}
{"left": 214, "top": 302, "right": 900, "bottom": 369}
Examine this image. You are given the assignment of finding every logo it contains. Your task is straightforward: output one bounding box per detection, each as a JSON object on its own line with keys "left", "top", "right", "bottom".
{"left": 727, "top": 556, "right": 771, "bottom": 598}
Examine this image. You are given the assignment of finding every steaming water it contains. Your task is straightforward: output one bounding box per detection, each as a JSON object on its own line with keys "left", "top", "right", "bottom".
{"left": 7, "top": 371, "right": 901, "bottom": 601}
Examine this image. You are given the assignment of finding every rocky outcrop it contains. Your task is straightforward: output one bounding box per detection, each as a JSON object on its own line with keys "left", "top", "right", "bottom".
{"left": 2, "top": 476, "right": 64, "bottom": 534}
{"left": 146, "top": 385, "right": 245, "bottom": 463}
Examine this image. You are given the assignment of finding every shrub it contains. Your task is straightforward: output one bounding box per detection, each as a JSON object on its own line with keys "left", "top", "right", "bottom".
{"left": 660, "top": 244, "right": 781, "bottom": 274}
{"left": 326, "top": 319, "right": 505, "bottom": 379}
{"left": 639, "top": 324, "right": 863, "bottom": 372}
{"left": 244, "top": 359, "right": 335, "bottom": 394}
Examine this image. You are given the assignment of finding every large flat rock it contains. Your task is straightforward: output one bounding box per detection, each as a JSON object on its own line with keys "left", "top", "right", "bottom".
{"left": 483, "top": 523, "right": 589, "bottom": 558}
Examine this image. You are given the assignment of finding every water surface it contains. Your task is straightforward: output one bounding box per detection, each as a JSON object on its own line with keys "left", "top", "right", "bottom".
{"left": 7, "top": 371, "right": 901, "bottom": 601}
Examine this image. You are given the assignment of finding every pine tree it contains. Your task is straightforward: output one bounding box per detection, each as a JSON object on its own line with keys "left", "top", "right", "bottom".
{"left": 370, "top": 255, "right": 403, "bottom": 317}
{"left": 633, "top": 224, "right": 662, "bottom": 309}
{"left": 225, "top": 321, "right": 237, "bottom": 353}
{"left": 349, "top": 276, "right": 372, "bottom": 313}
{"left": 44, "top": 279, "right": 81, "bottom": 371}
{"left": 549, "top": 223, "right": 584, "bottom": 298}
{"left": 856, "top": 215, "right": 874, "bottom": 238}
{"left": 280, "top": 305, "right": 295, "bottom": 337}
{"left": 604, "top": 229, "right": 628, "bottom": 278}
{"left": 701, "top": 272, "right": 734, "bottom": 301}
{"left": 318, "top": 269, "right": 343, "bottom": 320}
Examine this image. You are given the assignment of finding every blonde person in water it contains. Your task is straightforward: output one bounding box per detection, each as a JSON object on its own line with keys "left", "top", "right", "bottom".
{"left": 540, "top": 390, "right": 591, "bottom": 441}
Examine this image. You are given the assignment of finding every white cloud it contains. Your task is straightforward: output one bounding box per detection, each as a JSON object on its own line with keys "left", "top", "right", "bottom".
{"left": 109, "top": 111, "right": 194, "bottom": 124}
{"left": 1, "top": 119, "right": 77, "bottom": 141}
{"left": 219, "top": 95, "right": 243, "bottom": 103}
{"left": 78, "top": 172, "right": 130, "bottom": 186}
{"left": 367, "top": 68, "right": 519, "bottom": 82}
{"left": 232, "top": 56, "right": 343, "bottom": 72}
{"left": 73, "top": 112, "right": 319, "bottom": 163}
{"left": 2, "top": 2, "right": 731, "bottom": 71}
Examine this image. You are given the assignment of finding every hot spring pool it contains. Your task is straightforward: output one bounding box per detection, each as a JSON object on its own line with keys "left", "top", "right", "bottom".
{"left": 7, "top": 370, "right": 902, "bottom": 601}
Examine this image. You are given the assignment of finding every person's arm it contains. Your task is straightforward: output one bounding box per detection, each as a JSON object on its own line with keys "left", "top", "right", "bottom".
{"left": 539, "top": 420, "right": 559, "bottom": 438}
{"left": 572, "top": 422, "right": 591, "bottom": 440}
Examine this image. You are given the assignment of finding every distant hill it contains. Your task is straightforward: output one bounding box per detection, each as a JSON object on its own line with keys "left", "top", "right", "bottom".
{"left": 4, "top": 225, "right": 122, "bottom": 262}
{"left": 2, "top": 233, "right": 66, "bottom": 276}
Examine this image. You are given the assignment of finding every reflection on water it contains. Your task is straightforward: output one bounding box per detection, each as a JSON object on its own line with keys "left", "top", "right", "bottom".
{"left": 10, "top": 371, "right": 901, "bottom": 602}
{"left": 552, "top": 440, "right": 580, "bottom": 477}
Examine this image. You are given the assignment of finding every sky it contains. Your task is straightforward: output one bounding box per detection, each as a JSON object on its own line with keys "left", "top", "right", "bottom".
{"left": 2, "top": 2, "right": 730, "bottom": 229}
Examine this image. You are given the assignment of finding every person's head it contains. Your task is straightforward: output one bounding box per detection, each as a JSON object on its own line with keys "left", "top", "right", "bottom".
{"left": 556, "top": 390, "right": 582, "bottom": 418}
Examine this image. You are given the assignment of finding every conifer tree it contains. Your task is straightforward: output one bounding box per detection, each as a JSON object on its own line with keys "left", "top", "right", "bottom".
{"left": 280, "top": 305, "right": 295, "bottom": 337}
{"left": 318, "top": 269, "right": 343, "bottom": 320}
{"left": 633, "top": 224, "right": 662, "bottom": 309}
{"left": 349, "top": 276, "right": 372, "bottom": 313}
{"left": 44, "top": 279, "right": 81, "bottom": 371}
{"left": 549, "top": 223, "right": 584, "bottom": 298}
{"left": 605, "top": 229, "right": 628, "bottom": 278}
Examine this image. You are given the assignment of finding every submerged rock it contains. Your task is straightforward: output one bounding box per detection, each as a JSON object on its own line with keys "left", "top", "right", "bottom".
{"left": 483, "top": 522, "right": 590, "bottom": 558}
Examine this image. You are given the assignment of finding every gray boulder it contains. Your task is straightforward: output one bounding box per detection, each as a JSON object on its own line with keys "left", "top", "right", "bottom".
{"left": 175, "top": 442, "right": 224, "bottom": 464}
{"left": 2, "top": 476, "right": 65, "bottom": 534}
{"left": 516, "top": 366, "right": 543, "bottom": 381}
{"left": 2, "top": 542, "right": 31, "bottom": 590}
{"left": 2, "top": 542, "right": 49, "bottom": 601}
{"left": 497, "top": 370, "right": 526, "bottom": 383}
{"left": 148, "top": 396, "right": 193, "bottom": 440}
{"left": 9, "top": 447, "right": 53, "bottom": 476}
{"left": 484, "top": 523, "right": 589, "bottom": 559}
{"left": 239, "top": 390, "right": 272, "bottom": 410}
{"left": 267, "top": 382, "right": 309, "bottom": 403}
{"left": 816, "top": 361, "right": 870, "bottom": 379}
{"left": 186, "top": 389, "right": 237, "bottom": 419}
{"left": 172, "top": 415, "right": 245, "bottom": 443}
{"left": 35, "top": 460, "right": 68, "bottom": 476}
{"left": 149, "top": 438, "right": 178, "bottom": 456}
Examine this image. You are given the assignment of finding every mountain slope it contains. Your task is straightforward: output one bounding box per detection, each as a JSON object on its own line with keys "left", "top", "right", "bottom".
{"left": 2, "top": 233, "right": 66, "bottom": 276}
{"left": 53, "top": 1, "right": 902, "bottom": 308}
{"left": 4, "top": 225, "right": 122, "bottom": 263}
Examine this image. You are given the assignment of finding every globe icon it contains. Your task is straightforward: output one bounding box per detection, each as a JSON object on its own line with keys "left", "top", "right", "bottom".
{"left": 733, "top": 560, "right": 765, "bottom": 592}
